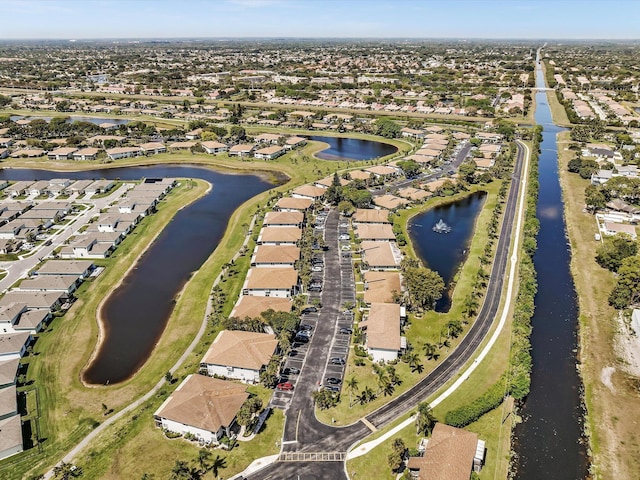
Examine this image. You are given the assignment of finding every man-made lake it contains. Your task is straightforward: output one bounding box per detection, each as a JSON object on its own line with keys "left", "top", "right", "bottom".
{"left": 511, "top": 50, "right": 589, "bottom": 479}
{"left": 308, "top": 135, "right": 397, "bottom": 161}
{"left": 408, "top": 191, "right": 487, "bottom": 312}
{"left": 0, "top": 165, "right": 271, "bottom": 385}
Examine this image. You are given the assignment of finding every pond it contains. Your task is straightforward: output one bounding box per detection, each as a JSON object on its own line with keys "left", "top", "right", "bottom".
{"left": 0, "top": 165, "right": 272, "bottom": 385}
{"left": 307, "top": 135, "right": 397, "bottom": 161}
{"left": 408, "top": 191, "right": 487, "bottom": 312}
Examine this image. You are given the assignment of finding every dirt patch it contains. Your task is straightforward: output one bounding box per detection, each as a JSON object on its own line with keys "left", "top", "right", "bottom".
{"left": 600, "top": 366, "right": 616, "bottom": 394}
{"left": 614, "top": 313, "right": 640, "bottom": 379}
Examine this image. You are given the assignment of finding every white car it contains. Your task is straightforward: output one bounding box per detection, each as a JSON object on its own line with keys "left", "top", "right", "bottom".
{"left": 341, "top": 244, "right": 351, "bottom": 251}
{"left": 311, "top": 265, "right": 323, "bottom": 272}
{"left": 339, "top": 234, "right": 350, "bottom": 241}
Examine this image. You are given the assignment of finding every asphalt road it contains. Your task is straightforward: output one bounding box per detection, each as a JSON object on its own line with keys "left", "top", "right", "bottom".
{"left": 248, "top": 141, "right": 526, "bottom": 479}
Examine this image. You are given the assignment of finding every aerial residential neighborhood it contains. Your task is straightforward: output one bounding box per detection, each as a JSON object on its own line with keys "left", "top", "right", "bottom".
{"left": 0, "top": 1, "right": 638, "bottom": 480}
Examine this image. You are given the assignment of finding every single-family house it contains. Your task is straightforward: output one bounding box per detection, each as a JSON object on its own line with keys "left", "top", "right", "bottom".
{"left": 0, "top": 385, "right": 17, "bottom": 421}
{"left": 28, "top": 180, "right": 51, "bottom": 197}
{"left": 284, "top": 136, "right": 307, "bottom": 149}
{"left": 200, "top": 330, "right": 279, "bottom": 383}
{"left": 17, "top": 275, "right": 80, "bottom": 295}
{"left": 365, "top": 165, "right": 400, "bottom": 178}
{"left": 0, "top": 291, "right": 64, "bottom": 312}
{"left": 0, "top": 415, "right": 23, "bottom": 460}
{"left": 0, "top": 332, "right": 32, "bottom": 359}
{"left": 407, "top": 423, "right": 485, "bottom": 480}
{"left": 603, "top": 222, "right": 637, "bottom": 240}
{"left": 36, "top": 259, "right": 94, "bottom": 278}
{"left": 360, "top": 303, "right": 402, "bottom": 362}
{"left": 255, "top": 133, "right": 283, "bottom": 145}
{"left": 400, "top": 127, "right": 425, "bottom": 139}
{"left": 397, "top": 187, "right": 431, "bottom": 202}
{"left": 0, "top": 358, "right": 20, "bottom": 388}
{"left": 591, "top": 169, "right": 613, "bottom": 185}
{"left": 106, "top": 146, "right": 142, "bottom": 160}
{"left": 153, "top": 374, "right": 249, "bottom": 444}
{"left": 242, "top": 268, "right": 300, "bottom": 298}
{"left": 314, "top": 176, "right": 350, "bottom": 189}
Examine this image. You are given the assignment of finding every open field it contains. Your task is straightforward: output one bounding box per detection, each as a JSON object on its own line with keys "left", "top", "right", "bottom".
{"left": 556, "top": 130, "right": 640, "bottom": 479}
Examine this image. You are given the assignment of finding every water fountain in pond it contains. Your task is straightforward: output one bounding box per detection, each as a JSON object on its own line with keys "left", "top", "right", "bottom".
{"left": 432, "top": 218, "right": 452, "bottom": 233}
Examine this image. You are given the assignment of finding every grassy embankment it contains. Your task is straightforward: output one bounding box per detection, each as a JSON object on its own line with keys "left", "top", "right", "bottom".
{"left": 0, "top": 134, "right": 409, "bottom": 479}
{"left": 556, "top": 129, "right": 640, "bottom": 479}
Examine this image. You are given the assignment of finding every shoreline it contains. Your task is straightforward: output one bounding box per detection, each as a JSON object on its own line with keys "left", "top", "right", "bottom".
{"left": 79, "top": 178, "right": 212, "bottom": 388}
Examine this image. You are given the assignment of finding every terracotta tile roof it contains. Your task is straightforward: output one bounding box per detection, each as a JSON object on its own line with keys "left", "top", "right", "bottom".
{"left": 355, "top": 224, "right": 396, "bottom": 241}
{"left": 154, "top": 374, "right": 249, "bottom": 434}
{"left": 231, "top": 296, "right": 292, "bottom": 319}
{"left": 362, "top": 303, "right": 401, "bottom": 351}
{"left": 252, "top": 245, "right": 300, "bottom": 265}
{"left": 347, "top": 170, "right": 372, "bottom": 181}
{"left": 353, "top": 209, "right": 390, "bottom": 224}
{"left": 263, "top": 211, "right": 304, "bottom": 226}
{"left": 398, "top": 187, "right": 431, "bottom": 201}
{"left": 372, "top": 194, "right": 409, "bottom": 210}
{"left": 365, "top": 165, "right": 398, "bottom": 176}
{"left": 245, "top": 268, "right": 298, "bottom": 290}
{"left": 202, "top": 330, "right": 278, "bottom": 370}
{"left": 361, "top": 241, "right": 399, "bottom": 268}
{"left": 275, "top": 197, "right": 313, "bottom": 211}
{"left": 291, "top": 184, "right": 326, "bottom": 199}
{"left": 413, "top": 423, "right": 478, "bottom": 480}
{"left": 363, "top": 271, "right": 402, "bottom": 304}
{"left": 258, "top": 226, "right": 302, "bottom": 243}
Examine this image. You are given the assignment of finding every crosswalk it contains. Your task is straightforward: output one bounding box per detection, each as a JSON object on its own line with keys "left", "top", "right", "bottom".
{"left": 279, "top": 452, "right": 346, "bottom": 462}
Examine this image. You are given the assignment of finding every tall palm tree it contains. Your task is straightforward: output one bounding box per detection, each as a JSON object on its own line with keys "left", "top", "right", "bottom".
{"left": 345, "top": 376, "right": 359, "bottom": 408}
{"left": 415, "top": 401, "right": 437, "bottom": 436}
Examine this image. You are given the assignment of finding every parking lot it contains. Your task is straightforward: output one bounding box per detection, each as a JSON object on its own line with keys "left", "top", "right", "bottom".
{"left": 270, "top": 207, "right": 356, "bottom": 413}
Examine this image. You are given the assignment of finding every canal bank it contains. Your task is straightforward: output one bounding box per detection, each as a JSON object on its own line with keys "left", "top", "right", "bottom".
{"left": 511, "top": 50, "right": 589, "bottom": 480}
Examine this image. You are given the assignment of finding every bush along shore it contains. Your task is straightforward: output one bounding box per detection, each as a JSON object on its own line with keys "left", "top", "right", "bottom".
{"left": 445, "top": 129, "right": 540, "bottom": 438}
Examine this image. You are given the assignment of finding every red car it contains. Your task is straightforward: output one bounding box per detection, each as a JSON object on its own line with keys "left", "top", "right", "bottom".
{"left": 277, "top": 382, "right": 294, "bottom": 391}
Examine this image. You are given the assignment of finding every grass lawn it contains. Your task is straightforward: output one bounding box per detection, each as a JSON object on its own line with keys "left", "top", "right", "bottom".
{"left": 557, "top": 130, "right": 640, "bottom": 480}
{"left": 316, "top": 180, "right": 504, "bottom": 425}
{"left": 75, "top": 386, "right": 284, "bottom": 480}
{"left": 545, "top": 90, "right": 572, "bottom": 127}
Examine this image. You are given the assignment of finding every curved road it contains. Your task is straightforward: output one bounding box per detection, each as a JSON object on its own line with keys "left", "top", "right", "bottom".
{"left": 247, "top": 141, "right": 527, "bottom": 479}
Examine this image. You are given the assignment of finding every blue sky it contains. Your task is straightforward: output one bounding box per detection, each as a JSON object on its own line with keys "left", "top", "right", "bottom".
{"left": 0, "top": 0, "right": 638, "bottom": 39}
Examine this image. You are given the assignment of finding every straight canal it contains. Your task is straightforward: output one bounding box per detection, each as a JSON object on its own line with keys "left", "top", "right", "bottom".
{"left": 0, "top": 165, "right": 272, "bottom": 385}
{"left": 512, "top": 49, "right": 589, "bottom": 479}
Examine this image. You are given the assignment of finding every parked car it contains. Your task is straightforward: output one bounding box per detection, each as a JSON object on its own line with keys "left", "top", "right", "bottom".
{"left": 297, "top": 329, "right": 312, "bottom": 338}
{"left": 308, "top": 285, "right": 322, "bottom": 292}
{"left": 338, "top": 234, "right": 350, "bottom": 241}
{"left": 339, "top": 327, "right": 353, "bottom": 334}
{"left": 282, "top": 367, "right": 301, "bottom": 375}
{"left": 311, "top": 265, "right": 323, "bottom": 272}
{"left": 324, "top": 385, "right": 341, "bottom": 393}
{"left": 339, "top": 222, "right": 349, "bottom": 228}
{"left": 289, "top": 349, "right": 299, "bottom": 357}
{"left": 294, "top": 334, "right": 309, "bottom": 343}
{"left": 301, "top": 307, "right": 318, "bottom": 314}
{"left": 330, "top": 357, "right": 346, "bottom": 365}
{"left": 277, "top": 382, "right": 294, "bottom": 391}
{"left": 325, "top": 377, "right": 342, "bottom": 385}
{"left": 341, "top": 244, "right": 351, "bottom": 251}
{"left": 299, "top": 323, "right": 314, "bottom": 331}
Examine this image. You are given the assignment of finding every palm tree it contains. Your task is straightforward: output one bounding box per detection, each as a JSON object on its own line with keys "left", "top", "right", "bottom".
{"left": 210, "top": 454, "right": 227, "bottom": 478}
{"left": 415, "top": 402, "right": 437, "bottom": 436}
{"left": 345, "top": 376, "right": 359, "bottom": 408}
{"left": 423, "top": 342, "right": 440, "bottom": 361}
{"left": 197, "top": 449, "right": 212, "bottom": 474}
